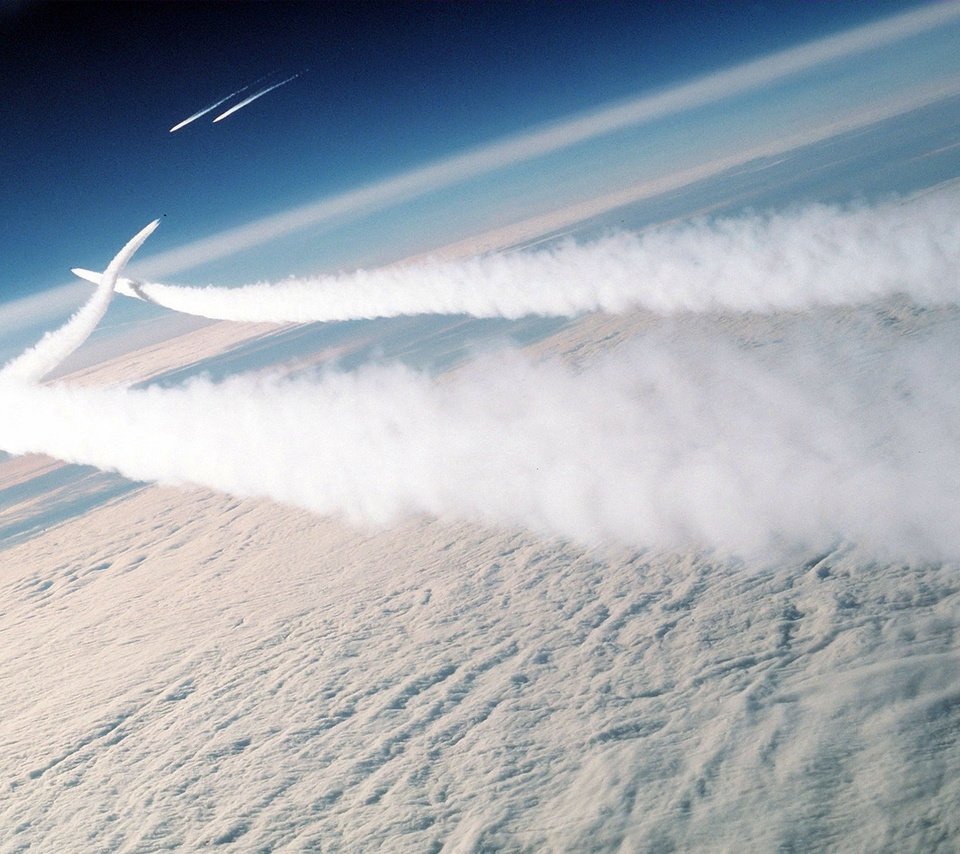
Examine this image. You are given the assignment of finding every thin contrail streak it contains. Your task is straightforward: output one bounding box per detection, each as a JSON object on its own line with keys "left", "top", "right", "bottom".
{"left": 212, "top": 72, "right": 304, "bottom": 123}
{"left": 170, "top": 88, "right": 249, "bottom": 133}
{"left": 169, "top": 75, "right": 276, "bottom": 132}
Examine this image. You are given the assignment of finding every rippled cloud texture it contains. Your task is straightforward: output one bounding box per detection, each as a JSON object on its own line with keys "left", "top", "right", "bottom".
{"left": 3, "top": 191, "right": 959, "bottom": 559}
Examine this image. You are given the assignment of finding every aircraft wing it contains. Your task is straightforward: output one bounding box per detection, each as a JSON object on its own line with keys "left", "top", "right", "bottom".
{"left": 71, "top": 267, "right": 150, "bottom": 302}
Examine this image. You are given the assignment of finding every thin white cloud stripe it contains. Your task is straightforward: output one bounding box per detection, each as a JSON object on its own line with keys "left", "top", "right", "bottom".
{"left": 130, "top": 2, "right": 960, "bottom": 279}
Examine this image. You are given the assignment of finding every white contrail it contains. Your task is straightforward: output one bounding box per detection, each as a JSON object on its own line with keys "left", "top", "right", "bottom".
{"left": 169, "top": 80, "right": 262, "bottom": 133}
{"left": 72, "top": 187, "right": 960, "bottom": 324}
{"left": 212, "top": 71, "right": 304, "bottom": 123}
{"left": 1, "top": 220, "right": 159, "bottom": 383}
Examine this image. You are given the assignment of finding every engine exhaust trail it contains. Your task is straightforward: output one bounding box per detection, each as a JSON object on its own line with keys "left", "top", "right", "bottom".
{"left": 6, "top": 197, "right": 960, "bottom": 559}
{"left": 2, "top": 220, "right": 160, "bottom": 383}
{"left": 71, "top": 187, "right": 960, "bottom": 324}
{"left": 0, "top": 321, "right": 957, "bottom": 559}
{"left": 212, "top": 71, "right": 305, "bottom": 123}
{"left": 169, "top": 76, "right": 273, "bottom": 132}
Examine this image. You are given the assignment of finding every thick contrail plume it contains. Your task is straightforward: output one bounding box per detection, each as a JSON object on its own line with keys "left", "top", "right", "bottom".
{"left": 212, "top": 71, "right": 304, "bottom": 123}
{"left": 1, "top": 220, "right": 159, "bottom": 383}
{"left": 74, "top": 186, "right": 960, "bottom": 323}
{"left": 0, "top": 318, "right": 957, "bottom": 559}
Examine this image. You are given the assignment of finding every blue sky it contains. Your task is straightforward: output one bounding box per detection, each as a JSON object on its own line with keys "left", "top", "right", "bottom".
{"left": 0, "top": 0, "right": 939, "bottom": 303}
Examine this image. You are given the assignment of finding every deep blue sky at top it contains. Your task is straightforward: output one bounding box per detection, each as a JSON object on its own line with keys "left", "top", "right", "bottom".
{"left": 0, "top": 0, "right": 929, "bottom": 301}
